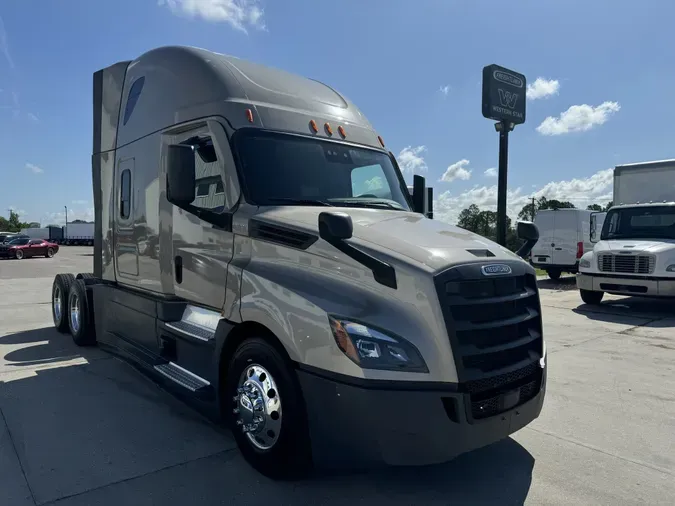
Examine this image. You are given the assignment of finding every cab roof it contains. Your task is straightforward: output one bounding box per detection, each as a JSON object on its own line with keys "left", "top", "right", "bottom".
{"left": 114, "top": 45, "right": 385, "bottom": 151}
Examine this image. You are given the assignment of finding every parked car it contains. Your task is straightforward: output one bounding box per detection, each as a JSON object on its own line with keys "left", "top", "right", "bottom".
{"left": 0, "top": 233, "right": 29, "bottom": 244}
{"left": 0, "top": 238, "right": 59, "bottom": 259}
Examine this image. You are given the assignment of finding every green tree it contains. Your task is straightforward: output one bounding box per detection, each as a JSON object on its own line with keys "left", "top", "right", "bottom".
{"left": 603, "top": 201, "right": 613, "bottom": 211}
{"left": 1, "top": 211, "right": 32, "bottom": 233}
{"left": 586, "top": 204, "right": 603, "bottom": 211}
{"left": 517, "top": 196, "right": 576, "bottom": 221}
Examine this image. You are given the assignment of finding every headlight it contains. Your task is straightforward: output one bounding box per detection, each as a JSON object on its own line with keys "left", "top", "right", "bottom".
{"left": 666, "top": 265, "right": 675, "bottom": 272}
{"left": 579, "top": 258, "right": 591, "bottom": 269}
{"left": 328, "top": 316, "right": 428, "bottom": 373}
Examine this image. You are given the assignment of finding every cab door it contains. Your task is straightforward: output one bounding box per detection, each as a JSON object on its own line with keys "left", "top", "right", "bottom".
{"left": 161, "top": 119, "right": 240, "bottom": 311}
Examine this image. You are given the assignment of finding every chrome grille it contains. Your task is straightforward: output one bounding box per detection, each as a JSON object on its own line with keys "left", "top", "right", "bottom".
{"left": 597, "top": 253, "right": 655, "bottom": 274}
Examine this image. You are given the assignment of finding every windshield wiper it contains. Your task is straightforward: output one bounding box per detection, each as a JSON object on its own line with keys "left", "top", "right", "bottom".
{"left": 329, "top": 199, "right": 405, "bottom": 210}
{"left": 266, "top": 198, "right": 334, "bottom": 207}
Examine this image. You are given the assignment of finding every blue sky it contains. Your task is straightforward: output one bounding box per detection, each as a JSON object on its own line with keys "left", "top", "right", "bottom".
{"left": 2, "top": 0, "right": 675, "bottom": 225}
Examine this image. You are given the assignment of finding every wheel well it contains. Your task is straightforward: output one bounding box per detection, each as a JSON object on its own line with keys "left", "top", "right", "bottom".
{"left": 217, "top": 321, "right": 294, "bottom": 411}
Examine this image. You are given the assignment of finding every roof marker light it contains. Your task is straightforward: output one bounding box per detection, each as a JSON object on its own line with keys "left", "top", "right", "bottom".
{"left": 324, "top": 122, "right": 333, "bottom": 135}
{"left": 378, "top": 135, "right": 385, "bottom": 147}
{"left": 338, "top": 125, "right": 346, "bottom": 138}
{"left": 246, "top": 109, "right": 254, "bottom": 123}
{"left": 310, "top": 120, "right": 319, "bottom": 133}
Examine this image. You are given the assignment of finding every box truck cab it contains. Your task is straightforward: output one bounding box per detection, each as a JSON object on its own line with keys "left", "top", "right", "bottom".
{"left": 577, "top": 159, "right": 675, "bottom": 304}
{"left": 49, "top": 45, "right": 546, "bottom": 479}
{"left": 531, "top": 209, "right": 603, "bottom": 280}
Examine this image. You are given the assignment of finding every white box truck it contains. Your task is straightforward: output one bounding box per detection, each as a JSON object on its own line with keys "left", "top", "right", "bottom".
{"left": 577, "top": 159, "right": 675, "bottom": 303}
{"left": 531, "top": 209, "right": 605, "bottom": 280}
{"left": 64, "top": 222, "right": 94, "bottom": 246}
{"left": 48, "top": 45, "right": 546, "bottom": 479}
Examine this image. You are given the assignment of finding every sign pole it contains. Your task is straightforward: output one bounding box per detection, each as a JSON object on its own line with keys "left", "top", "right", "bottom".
{"left": 482, "top": 64, "right": 526, "bottom": 247}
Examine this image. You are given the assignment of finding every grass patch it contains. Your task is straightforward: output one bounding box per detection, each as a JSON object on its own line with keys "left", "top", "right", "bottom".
{"left": 535, "top": 268, "right": 547, "bottom": 276}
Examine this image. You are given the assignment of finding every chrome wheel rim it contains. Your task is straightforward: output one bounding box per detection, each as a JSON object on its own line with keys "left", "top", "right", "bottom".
{"left": 233, "top": 364, "right": 282, "bottom": 450}
{"left": 53, "top": 286, "right": 62, "bottom": 322}
{"left": 15, "top": 250, "right": 22, "bottom": 259}
{"left": 69, "top": 292, "right": 80, "bottom": 333}
{"left": 48, "top": 249, "right": 54, "bottom": 257}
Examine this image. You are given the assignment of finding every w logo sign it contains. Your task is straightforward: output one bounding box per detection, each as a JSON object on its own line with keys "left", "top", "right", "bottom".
{"left": 498, "top": 89, "right": 518, "bottom": 109}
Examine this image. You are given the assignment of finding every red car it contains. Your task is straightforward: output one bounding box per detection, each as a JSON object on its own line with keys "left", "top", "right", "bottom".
{"left": 0, "top": 238, "right": 59, "bottom": 259}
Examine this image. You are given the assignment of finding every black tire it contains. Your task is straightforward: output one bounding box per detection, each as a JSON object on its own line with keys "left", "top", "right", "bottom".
{"left": 225, "top": 337, "right": 312, "bottom": 480}
{"left": 52, "top": 273, "right": 75, "bottom": 333}
{"left": 77, "top": 272, "right": 95, "bottom": 279}
{"left": 67, "top": 279, "right": 97, "bottom": 346}
{"left": 14, "top": 249, "right": 24, "bottom": 260}
{"left": 547, "top": 269, "right": 561, "bottom": 280}
{"left": 46, "top": 248, "right": 55, "bottom": 258}
{"left": 580, "top": 289, "right": 604, "bottom": 305}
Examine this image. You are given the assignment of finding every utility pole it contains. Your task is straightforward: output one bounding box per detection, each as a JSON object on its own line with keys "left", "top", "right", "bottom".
{"left": 495, "top": 120, "right": 514, "bottom": 246}
{"left": 531, "top": 196, "right": 536, "bottom": 221}
{"left": 64, "top": 206, "right": 68, "bottom": 238}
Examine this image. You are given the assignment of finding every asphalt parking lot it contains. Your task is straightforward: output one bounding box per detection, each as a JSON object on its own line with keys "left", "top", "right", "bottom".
{"left": 1, "top": 247, "right": 674, "bottom": 505}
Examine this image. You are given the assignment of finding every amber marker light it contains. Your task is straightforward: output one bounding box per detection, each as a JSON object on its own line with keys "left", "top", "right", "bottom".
{"left": 338, "top": 125, "right": 346, "bottom": 138}
{"left": 309, "top": 120, "right": 319, "bottom": 133}
{"left": 246, "top": 109, "right": 254, "bottom": 123}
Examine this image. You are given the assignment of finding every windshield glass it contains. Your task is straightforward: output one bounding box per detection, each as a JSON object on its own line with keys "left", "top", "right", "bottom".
{"left": 601, "top": 206, "right": 675, "bottom": 240}
{"left": 234, "top": 130, "right": 412, "bottom": 211}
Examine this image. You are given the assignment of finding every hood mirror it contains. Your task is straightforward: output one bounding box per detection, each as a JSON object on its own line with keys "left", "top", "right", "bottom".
{"left": 515, "top": 220, "right": 539, "bottom": 260}
{"left": 319, "top": 212, "right": 353, "bottom": 241}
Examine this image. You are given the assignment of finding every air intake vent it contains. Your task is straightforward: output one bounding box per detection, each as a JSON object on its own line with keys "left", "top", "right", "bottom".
{"left": 249, "top": 220, "right": 318, "bottom": 250}
{"left": 467, "top": 249, "right": 495, "bottom": 258}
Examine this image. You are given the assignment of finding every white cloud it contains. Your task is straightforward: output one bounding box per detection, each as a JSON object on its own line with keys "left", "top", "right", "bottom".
{"left": 434, "top": 168, "right": 614, "bottom": 225}
{"left": 364, "top": 177, "right": 384, "bottom": 191}
{"left": 27, "top": 112, "right": 39, "bottom": 123}
{"left": 484, "top": 167, "right": 497, "bottom": 178}
{"left": 439, "top": 85, "right": 450, "bottom": 96}
{"left": 398, "top": 145, "right": 428, "bottom": 175}
{"left": 0, "top": 15, "right": 14, "bottom": 69}
{"left": 440, "top": 159, "right": 472, "bottom": 183}
{"left": 44, "top": 207, "right": 95, "bottom": 226}
{"left": 25, "top": 162, "right": 43, "bottom": 174}
{"left": 537, "top": 101, "right": 620, "bottom": 135}
{"left": 527, "top": 77, "right": 559, "bottom": 100}
{"left": 159, "top": 0, "right": 266, "bottom": 32}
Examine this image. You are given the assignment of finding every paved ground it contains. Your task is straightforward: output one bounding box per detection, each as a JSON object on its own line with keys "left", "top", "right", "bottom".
{"left": 0, "top": 247, "right": 674, "bottom": 505}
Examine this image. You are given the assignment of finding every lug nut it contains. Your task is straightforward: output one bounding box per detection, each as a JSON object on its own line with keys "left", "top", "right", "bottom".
{"left": 232, "top": 408, "right": 239, "bottom": 414}
{"left": 236, "top": 419, "right": 243, "bottom": 426}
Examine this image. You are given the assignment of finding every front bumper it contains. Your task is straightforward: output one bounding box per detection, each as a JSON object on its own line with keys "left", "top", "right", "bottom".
{"left": 0, "top": 249, "right": 15, "bottom": 257}
{"left": 298, "top": 364, "right": 546, "bottom": 469}
{"left": 577, "top": 272, "right": 675, "bottom": 297}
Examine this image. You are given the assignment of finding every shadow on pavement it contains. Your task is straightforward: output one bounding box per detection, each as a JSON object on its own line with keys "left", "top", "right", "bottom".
{"left": 1, "top": 327, "right": 84, "bottom": 368}
{"left": 0, "top": 327, "right": 535, "bottom": 505}
{"left": 572, "top": 296, "right": 675, "bottom": 325}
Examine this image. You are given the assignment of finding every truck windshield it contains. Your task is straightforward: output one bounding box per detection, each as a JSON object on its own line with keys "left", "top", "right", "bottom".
{"left": 601, "top": 206, "right": 675, "bottom": 240}
{"left": 234, "top": 130, "right": 412, "bottom": 211}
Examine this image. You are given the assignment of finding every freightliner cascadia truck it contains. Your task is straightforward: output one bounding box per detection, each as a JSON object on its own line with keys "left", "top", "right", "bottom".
{"left": 50, "top": 45, "right": 546, "bottom": 479}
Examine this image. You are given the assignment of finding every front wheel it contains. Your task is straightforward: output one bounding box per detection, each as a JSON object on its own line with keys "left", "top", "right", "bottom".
{"left": 14, "top": 249, "right": 24, "bottom": 260}
{"left": 580, "top": 289, "right": 604, "bottom": 305}
{"left": 225, "top": 337, "right": 312, "bottom": 480}
{"left": 46, "top": 248, "right": 55, "bottom": 258}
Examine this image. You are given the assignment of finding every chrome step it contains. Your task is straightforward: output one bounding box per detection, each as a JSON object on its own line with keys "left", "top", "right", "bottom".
{"left": 164, "top": 305, "right": 219, "bottom": 342}
{"left": 164, "top": 320, "right": 215, "bottom": 342}
{"left": 154, "top": 362, "right": 210, "bottom": 392}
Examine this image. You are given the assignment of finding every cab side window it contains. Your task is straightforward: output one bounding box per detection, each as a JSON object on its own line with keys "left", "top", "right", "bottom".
{"left": 186, "top": 136, "right": 226, "bottom": 213}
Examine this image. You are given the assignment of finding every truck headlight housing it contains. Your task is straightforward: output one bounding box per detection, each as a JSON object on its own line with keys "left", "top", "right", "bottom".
{"left": 666, "top": 265, "right": 675, "bottom": 272}
{"left": 328, "top": 316, "right": 428, "bottom": 373}
{"left": 579, "top": 258, "right": 591, "bottom": 269}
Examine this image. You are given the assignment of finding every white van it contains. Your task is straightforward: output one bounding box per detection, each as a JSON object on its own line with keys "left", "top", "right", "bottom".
{"left": 531, "top": 209, "right": 605, "bottom": 280}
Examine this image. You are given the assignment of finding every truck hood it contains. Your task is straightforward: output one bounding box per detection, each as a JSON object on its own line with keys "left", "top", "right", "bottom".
{"left": 255, "top": 207, "right": 522, "bottom": 271}
{"left": 596, "top": 239, "right": 675, "bottom": 254}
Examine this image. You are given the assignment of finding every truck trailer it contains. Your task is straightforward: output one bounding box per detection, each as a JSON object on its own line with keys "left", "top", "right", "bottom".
{"left": 50, "top": 45, "right": 546, "bottom": 479}
{"left": 577, "top": 159, "right": 675, "bottom": 303}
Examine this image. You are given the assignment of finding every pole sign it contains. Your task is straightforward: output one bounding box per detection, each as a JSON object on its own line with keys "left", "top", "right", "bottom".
{"left": 482, "top": 64, "right": 526, "bottom": 125}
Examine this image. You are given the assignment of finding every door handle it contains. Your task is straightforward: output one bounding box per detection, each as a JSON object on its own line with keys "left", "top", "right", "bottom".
{"left": 175, "top": 255, "right": 183, "bottom": 284}
{"left": 555, "top": 248, "right": 563, "bottom": 250}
